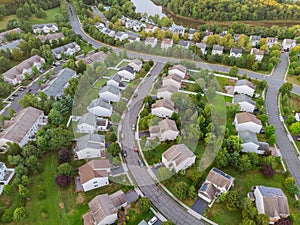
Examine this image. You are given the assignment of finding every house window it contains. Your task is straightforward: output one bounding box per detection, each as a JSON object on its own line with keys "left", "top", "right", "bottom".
{"left": 94, "top": 184, "right": 98, "bottom": 187}
{"left": 93, "top": 181, "right": 97, "bottom": 184}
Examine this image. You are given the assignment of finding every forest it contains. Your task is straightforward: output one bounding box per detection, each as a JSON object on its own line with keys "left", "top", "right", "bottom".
{"left": 153, "top": 0, "right": 300, "bottom": 21}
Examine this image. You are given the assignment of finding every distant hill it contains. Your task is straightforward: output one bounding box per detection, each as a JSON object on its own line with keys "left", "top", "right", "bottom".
{"left": 153, "top": 0, "right": 300, "bottom": 21}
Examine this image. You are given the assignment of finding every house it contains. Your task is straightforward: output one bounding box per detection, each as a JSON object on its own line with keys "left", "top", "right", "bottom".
{"left": 233, "top": 34, "right": 242, "bottom": 42}
{"left": 162, "top": 74, "right": 182, "bottom": 89}
{"left": 82, "top": 51, "right": 106, "bottom": 65}
{"left": 95, "top": 22, "right": 105, "bottom": 30}
{"left": 77, "top": 112, "right": 97, "bottom": 134}
{"left": 157, "top": 85, "right": 178, "bottom": 100}
{"left": 83, "top": 190, "right": 127, "bottom": 225}
{"left": 251, "top": 48, "right": 264, "bottom": 62}
{"left": 144, "top": 24, "right": 158, "bottom": 33}
{"left": 161, "top": 38, "right": 173, "bottom": 50}
{"left": 114, "top": 32, "right": 128, "bottom": 42}
{"left": 151, "top": 99, "right": 175, "bottom": 118}
{"left": 0, "top": 39, "right": 22, "bottom": 52}
{"left": 125, "top": 20, "right": 143, "bottom": 32}
{"left": 188, "top": 28, "right": 197, "bottom": 40}
{"left": 37, "top": 33, "right": 64, "bottom": 43}
{"left": 0, "top": 162, "right": 15, "bottom": 195}
{"left": 2, "top": 55, "right": 45, "bottom": 85}
{"left": 295, "top": 113, "right": 300, "bottom": 122}
{"left": 162, "top": 144, "right": 196, "bottom": 173}
{"left": 149, "top": 118, "right": 179, "bottom": 142}
{"left": 99, "top": 85, "right": 121, "bottom": 103}
{"left": 97, "top": 118, "right": 109, "bottom": 131}
{"left": 252, "top": 186, "right": 289, "bottom": 223}
{"left": 195, "top": 43, "right": 207, "bottom": 55}
{"left": 107, "top": 73, "right": 125, "bottom": 90}
{"left": 177, "top": 40, "right": 193, "bottom": 48}
{"left": 51, "top": 42, "right": 80, "bottom": 59}
{"left": 145, "top": 37, "right": 157, "bottom": 48}
{"left": 168, "top": 64, "right": 187, "bottom": 79}
{"left": 128, "top": 59, "right": 143, "bottom": 72}
{"left": 127, "top": 33, "right": 140, "bottom": 43}
{"left": 219, "top": 30, "right": 228, "bottom": 37}
{"left": 75, "top": 134, "right": 105, "bottom": 159}
{"left": 266, "top": 37, "right": 278, "bottom": 48}
{"left": 100, "top": 27, "right": 115, "bottom": 38}
{"left": 0, "top": 107, "right": 45, "bottom": 148}
{"left": 233, "top": 94, "right": 256, "bottom": 112}
{"left": 88, "top": 98, "right": 113, "bottom": 117}
{"left": 234, "top": 112, "right": 263, "bottom": 133}
{"left": 170, "top": 24, "right": 185, "bottom": 36}
{"left": 234, "top": 79, "right": 256, "bottom": 96}
{"left": 0, "top": 28, "right": 22, "bottom": 44}
{"left": 32, "top": 23, "right": 58, "bottom": 34}
{"left": 230, "top": 48, "right": 242, "bottom": 58}
{"left": 202, "top": 30, "right": 214, "bottom": 42}
{"left": 212, "top": 45, "right": 224, "bottom": 55}
{"left": 282, "top": 39, "right": 296, "bottom": 51}
{"left": 238, "top": 130, "right": 269, "bottom": 154}
{"left": 117, "top": 65, "right": 136, "bottom": 81}
{"left": 198, "top": 168, "right": 234, "bottom": 206}
{"left": 79, "top": 160, "right": 111, "bottom": 192}
{"left": 249, "top": 35, "right": 261, "bottom": 46}
{"left": 43, "top": 68, "right": 77, "bottom": 99}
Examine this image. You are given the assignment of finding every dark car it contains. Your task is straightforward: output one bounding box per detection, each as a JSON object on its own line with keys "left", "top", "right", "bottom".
{"left": 8, "top": 97, "right": 14, "bottom": 101}
{"left": 123, "top": 150, "right": 127, "bottom": 157}
{"left": 27, "top": 89, "right": 32, "bottom": 93}
{"left": 138, "top": 159, "right": 144, "bottom": 167}
{"left": 12, "top": 94, "right": 18, "bottom": 97}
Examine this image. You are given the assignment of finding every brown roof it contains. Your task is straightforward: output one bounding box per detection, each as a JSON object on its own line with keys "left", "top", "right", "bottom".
{"left": 162, "top": 38, "right": 172, "bottom": 44}
{"left": 157, "top": 85, "right": 178, "bottom": 94}
{"left": 163, "top": 74, "right": 182, "bottom": 83}
{"left": 82, "top": 212, "right": 93, "bottom": 225}
{"left": 198, "top": 182, "right": 219, "bottom": 201}
{"left": 0, "top": 28, "right": 22, "bottom": 39}
{"left": 162, "top": 144, "right": 195, "bottom": 166}
{"left": 235, "top": 112, "right": 262, "bottom": 126}
{"left": 235, "top": 79, "right": 256, "bottom": 89}
{"left": 206, "top": 168, "right": 234, "bottom": 191}
{"left": 110, "top": 190, "right": 127, "bottom": 208}
{"left": 0, "top": 107, "right": 43, "bottom": 144}
{"left": 37, "top": 32, "right": 64, "bottom": 42}
{"left": 83, "top": 51, "right": 106, "bottom": 65}
{"left": 149, "top": 125, "right": 160, "bottom": 134}
{"left": 145, "top": 37, "right": 155, "bottom": 43}
{"left": 169, "top": 64, "right": 187, "bottom": 73}
{"left": 79, "top": 160, "right": 110, "bottom": 184}
{"left": 152, "top": 99, "right": 175, "bottom": 111}
{"left": 251, "top": 48, "right": 264, "bottom": 56}
{"left": 159, "top": 118, "right": 178, "bottom": 133}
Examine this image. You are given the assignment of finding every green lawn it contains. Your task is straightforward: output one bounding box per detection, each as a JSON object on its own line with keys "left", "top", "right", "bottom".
{"left": 143, "top": 141, "right": 176, "bottom": 165}
{"left": 0, "top": 14, "right": 18, "bottom": 30}
{"left": 73, "top": 87, "right": 98, "bottom": 115}
{"left": 106, "top": 69, "right": 118, "bottom": 77}
{"left": 93, "top": 78, "right": 107, "bottom": 89}
{"left": 287, "top": 74, "right": 300, "bottom": 87}
{"left": 79, "top": 42, "right": 94, "bottom": 55}
{"left": 215, "top": 76, "right": 236, "bottom": 90}
{"left": 117, "top": 61, "right": 129, "bottom": 69}
{"left": 126, "top": 208, "right": 154, "bottom": 225}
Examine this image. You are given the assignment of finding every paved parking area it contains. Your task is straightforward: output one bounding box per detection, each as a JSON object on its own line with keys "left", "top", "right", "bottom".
{"left": 191, "top": 198, "right": 208, "bottom": 215}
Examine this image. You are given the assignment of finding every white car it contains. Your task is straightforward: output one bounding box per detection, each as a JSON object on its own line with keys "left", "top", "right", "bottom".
{"left": 148, "top": 216, "right": 158, "bottom": 225}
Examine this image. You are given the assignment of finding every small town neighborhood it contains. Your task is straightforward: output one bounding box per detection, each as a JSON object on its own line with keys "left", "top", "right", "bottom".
{"left": 0, "top": 0, "right": 300, "bottom": 225}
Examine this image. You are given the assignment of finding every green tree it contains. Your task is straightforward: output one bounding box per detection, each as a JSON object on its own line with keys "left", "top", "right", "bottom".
{"left": 156, "top": 167, "right": 172, "bottom": 181}
{"left": 48, "top": 108, "right": 64, "bottom": 126}
{"left": 279, "top": 82, "right": 293, "bottom": 97}
{"left": 173, "top": 182, "right": 189, "bottom": 200}
{"left": 265, "top": 125, "right": 275, "bottom": 138}
{"left": 111, "top": 113, "right": 121, "bottom": 123}
{"left": 229, "top": 66, "right": 238, "bottom": 76}
{"left": 257, "top": 213, "right": 270, "bottom": 225}
{"left": 13, "top": 207, "right": 27, "bottom": 221}
{"left": 57, "top": 163, "right": 73, "bottom": 176}
{"left": 18, "top": 184, "right": 30, "bottom": 198}
{"left": 107, "top": 143, "right": 121, "bottom": 157}
{"left": 290, "top": 122, "right": 300, "bottom": 134}
{"left": 224, "top": 190, "right": 240, "bottom": 211}
{"left": 138, "top": 197, "right": 151, "bottom": 212}
{"left": 238, "top": 154, "right": 252, "bottom": 172}
{"left": 188, "top": 185, "right": 197, "bottom": 199}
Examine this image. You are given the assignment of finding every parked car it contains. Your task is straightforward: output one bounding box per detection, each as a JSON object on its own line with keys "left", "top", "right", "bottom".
{"left": 123, "top": 150, "right": 127, "bottom": 157}
{"left": 54, "top": 62, "right": 60, "bottom": 66}
{"left": 148, "top": 216, "right": 157, "bottom": 225}
{"left": 134, "top": 146, "right": 138, "bottom": 152}
{"left": 133, "top": 93, "right": 138, "bottom": 98}
{"left": 131, "top": 124, "right": 135, "bottom": 130}
{"left": 19, "top": 86, "right": 26, "bottom": 91}
{"left": 138, "top": 158, "right": 144, "bottom": 167}
{"left": 8, "top": 97, "right": 14, "bottom": 101}
{"left": 11, "top": 94, "right": 18, "bottom": 97}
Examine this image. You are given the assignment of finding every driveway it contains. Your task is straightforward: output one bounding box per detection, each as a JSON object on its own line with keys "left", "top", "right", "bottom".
{"left": 192, "top": 198, "right": 208, "bottom": 215}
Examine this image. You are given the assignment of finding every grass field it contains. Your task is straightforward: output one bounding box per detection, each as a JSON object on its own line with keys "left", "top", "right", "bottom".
{"left": 0, "top": 14, "right": 18, "bottom": 30}
{"left": 287, "top": 74, "right": 300, "bottom": 87}
{"left": 93, "top": 78, "right": 107, "bottom": 89}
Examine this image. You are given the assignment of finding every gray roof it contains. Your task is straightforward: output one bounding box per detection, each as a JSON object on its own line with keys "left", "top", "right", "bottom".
{"left": 51, "top": 42, "right": 78, "bottom": 55}
{"left": 230, "top": 48, "right": 242, "bottom": 54}
{"left": 88, "top": 98, "right": 113, "bottom": 110}
{"left": 75, "top": 134, "right": 105, "bottom": 152}
{"left": 120, "top": 65, "right": 135, "bottom": 74}
{"left": 43, "top": 68, "right": 76, "bottom": 98}
{"left": 189, "top": 28, "right": 196, "bottom": 35}
{"left": 138, "top": 220, "right": 148, "bottom": 225}
{"left": 233, "top": 94, "right": 255, "bottom": 105}
{"left": 78, "top": 112, "right": 97, "bottom": 126}
{"left": 250, "top": 35, "right": 261, "bottom": 41}
{"left": 213, "top": 45, "right": 224, "bottom": 51}
{"left": 111, "top": 73, "right": 122, "bottom": 83}
{"left": 238, "top": 130, "right": 259, "bottom": 145}
{"left": 170, "top": 24, "right": 185, "bottom": 33}
{"left": 0, "top": 39, "right": 22, "bottom": 51}
{"left": 32, "top": 23, "right": 57, "bottom": 29}
{"left": 178, "top": 40, "right": 189, "bottom": 47}
{"left": 100, "top": 85, "right": 120, "bottom": 96}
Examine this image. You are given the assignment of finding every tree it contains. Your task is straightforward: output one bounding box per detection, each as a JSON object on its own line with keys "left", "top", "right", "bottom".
{"left": 224, "top": 190, "right": 240, "bottom": 211}
{"left": 238, "top": 154, "right": 252, "bottom": 172}
{"left": 229, "top": 66, "right": 238, "bottom": 76}
{"left": 290, "top": 122, "right": 300, "bottom": 134}
{"left": 268, "top": 134, "right": 277, "bottom": 145}
{"left": 274, "top": 218, "right": 292, "bottom": 225}
{"left": 57, "top": 163, "right": 73, "bottom": 176}
{"left": 224, "top": 135, "right": 242, "bottom": 153}
{"left": 156, "top": 167, "right": 172, "bottom": 181}
{"left": 111, "top": 113, "right": 121, "bottom": 123}
{"left": 13, "top": 207, "right": 27, "bottom": 221}
{"left": 107, "top": 143, "right": 121, "bottom": 157}
{"left": 48, "top": 108, "right": 63, "bottom": 126}
{"left": 108, "top": 132, "right": 117, "bottom": 142}
{"left": 188, "top": 185, "right": 197, "bottom": 199}
{"left": 227, "top": 103, "right": 240, "bottom": 118}
{"left": 18, "top": 184, "right": 30, "bottom": 198}
{"left": 284, "top": 177, "right": 299, "bottom": 196}
{"left": 55, "top": 175, "right": 71, "bottom": 187}
{"left": 58, "top": 148, "right": 70, "bottom": 164}
{"left": 279, "top": 82, "right": 293, "bottom": 97}
{"left": 257, "top": 214, "right": 270, "bottom": 225}
{"left": 77, "top": 59, "right": 86, "bottom": 74}
{"left": 174, "top": 182, "right": 189, "bottom": 200}
{"left": 260, "top": 164, "right": 274, "bottom": 177}
{"left": 138, "top": 197, "right": 151, "bottom": 212}
{"left": 189, "top": 169, "right": 203, "bottom": 185}
{"left": 265, "top": 125, "right": 275, "bottom": 138}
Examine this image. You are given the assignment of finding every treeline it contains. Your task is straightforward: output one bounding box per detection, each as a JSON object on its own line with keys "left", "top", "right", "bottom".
{"left": 288, "top": 45, "right": 300, "bottom": 76}
{"left": 154, "top": 0, "right": 300, "bottom": 21}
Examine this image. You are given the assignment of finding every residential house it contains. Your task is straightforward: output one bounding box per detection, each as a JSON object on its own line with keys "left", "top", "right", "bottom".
{"left": 295, "top": 113, "right": 300, "bottom": 122}
{"left": 128, "top": 59, "right": 143, "bottom": 72}
{"left": 168, "top": 64, "right": 187, "bottom": 79}
{"left": 0, "top": 28, "right": 22, "bottom": 44}
{"left": 100, "top": 27, "right": 115, "bottom": 38}
{"left": 233, "top": 34, "right": 242, "bottom": 42}
{"left": 77, "top": 112, "right": 97, "bottom": 134}
{"left": 170, "top": 24, "right": 185, "bottom": 36}
{"left": 162, "top": 74, "right": 182, "bottom": 89}
{"left": 97, "top": 118, "right": 109, "bottom": 131}
{"left": 0, "top": 162, "right": 15, "bottom": 195}
{"left": 82, "top": 51, "right": 106, "bottom": 65}
{"left": 157, "top": 85, "right": 178, "bottom": 100}
{"left": 75, "top": 134, "right": 105, "bottom": 159}
{"left": 251, "top": 48, "right": 264, "bottom": 62}
{"left": 266, "top": 37, "right": 278, "bottom": 48}
{"left": 198, "top": 168, "right": 234, "bottom": 206}
{"left": 0, "top": 39, "right": 22, "bottom": 52}
{"left": 162, "top": 144, "right": 196, "bottom": 173}
{"left": 230, "top": 48, "right": 242, "bottom": 58}
{"left": 2, "top": 55, "right": 45, "bottom": 85}
{"left": 252, "top": 186, "right": 289, "bottom": 223}
{"left": 149, "top": 118, "right": 179, "bottom": 142}
{"left": 178, "top": 40, "right": 193, "bottom": 48}
{"left": 188, "top": 28, "right": 197, "bottom": 40}
{"left": 32, "top": 23, "right": 58, "bottom": 34}
{"left": 202, "top": 30, "right": 213, "bottom": 42}
{"left": 234, "top": 79, "right": 256, "bottom": 96}
{"left": 234, "top": 112, "right": 263, "bottom": 133}
{"left": 107, "top": 73, "right": 125, "bottom": 90}
{"left": 37, "top": 33, "right": 65, "bottom": 43}
{"left": 125, "top": 20, "right": 143, "bottom": 32}
{"left": 282, "top": 39, "right": 296, "bottom": 51}
{"left": 212, "top": 45, "right": 224, "bottom": 55}
{"left": 118, "top": 65, "right": 136, "bottom": 81}
{"left": 0, "top": 107, "right": 45, "bottom": 148}
{"left": 51, "top": 42, "right": 80, "bottom": 59}
{"left": 195, "top": 43, "right": 207, "bottom": 55}
{"left": 145, "top": 37, "right": 157, "bottom": 48}
{"left": 233, "top": 94, "right": 256, "bottom": 112}
{"left": 161, "top": 38, "right": 173, "bottom": 50}
{"left": 88, "top": 98, "right": 113, "bottom": 117}
{"left": 114, "top": 32, "right": 128, "bottom": 42}
{"left": 83, "top": 190, "right": 127, "bottom": 225}
{"left": 79, "top": 160, "right": 111, "bottom": 192}
{"left": 219, "top": 30, "right": 228, "bottom": 37}
{"left": 127, "top": 33, "right": 140, "bottom": 43}
{"left": 95, "top": 22, "right": 105, "bottom": 30}
{"left": 99, "top": 85, "right": 121, "bottom": 103}
{"left": 144, "top": 24, "right": 158, "bottom": 33}
{"left": 249, "top": 35, "right": 261, "bottom": 46}
{"left": 151, "top": 99, "right": 175, "bottom": 118}
{"left": 43, "top": 68, "right": 77, "bottom": 99}
{"left": 238, "top": 130, "right": 269, "bottom": 154}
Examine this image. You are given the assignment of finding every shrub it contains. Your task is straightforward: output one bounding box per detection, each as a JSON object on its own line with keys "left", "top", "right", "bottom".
{"left": 58, "top": 148, "right": 71, "bottom": 164}
{"left": 260, "top": 164, "right": 274, "bottom": 177}
{"left": 55, "top": 175, "right": 71, "bottom": 187}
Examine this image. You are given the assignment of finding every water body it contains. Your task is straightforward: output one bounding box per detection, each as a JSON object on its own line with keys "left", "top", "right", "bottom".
{"left": 130, "top": 0, "right": 165, "bottom": 17}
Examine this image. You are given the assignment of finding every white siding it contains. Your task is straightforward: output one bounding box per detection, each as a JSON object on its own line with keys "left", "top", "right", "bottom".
{"left": 234, "top": 85, "right": 255, "bottom": 97}
{"left": 151, "top": 107, "right": 173, "bottom": 118}
{"left": 82, "top": 177, "right": 109, "bottom": 192}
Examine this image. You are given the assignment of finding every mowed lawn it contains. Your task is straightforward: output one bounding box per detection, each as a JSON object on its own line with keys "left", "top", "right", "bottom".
{"left": 0, "top": 14, "right": 18, "bottom": 30}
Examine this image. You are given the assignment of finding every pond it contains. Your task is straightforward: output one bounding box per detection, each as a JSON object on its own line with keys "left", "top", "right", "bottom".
{"left": 130, "top": 0, "right": 165, "bottom": 17}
